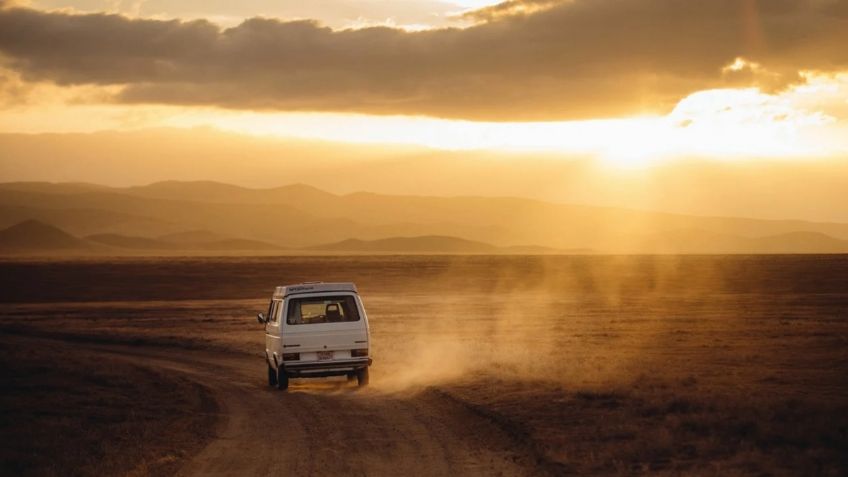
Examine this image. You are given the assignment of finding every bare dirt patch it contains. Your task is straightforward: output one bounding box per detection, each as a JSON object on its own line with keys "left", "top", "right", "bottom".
{"left": 0, "top": 336, "right": 217, "bottom": 477}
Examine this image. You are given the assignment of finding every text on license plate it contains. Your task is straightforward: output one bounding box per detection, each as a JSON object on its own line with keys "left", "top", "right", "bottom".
{"left": 317, "top": 351, "right": 333, "bottom": 360}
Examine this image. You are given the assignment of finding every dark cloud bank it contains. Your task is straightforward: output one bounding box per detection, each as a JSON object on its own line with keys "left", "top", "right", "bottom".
{"left": 0, "top": 0, "right": 846, "bottom": 120}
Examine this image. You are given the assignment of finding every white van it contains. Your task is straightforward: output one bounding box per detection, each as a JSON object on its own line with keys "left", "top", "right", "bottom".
{"left": 257, "top": 282, "right": 372, "bottom": 390}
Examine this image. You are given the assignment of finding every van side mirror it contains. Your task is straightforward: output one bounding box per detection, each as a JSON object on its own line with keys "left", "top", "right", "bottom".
{"left": 257, "top": 313, "right": 266, "bottom": 324}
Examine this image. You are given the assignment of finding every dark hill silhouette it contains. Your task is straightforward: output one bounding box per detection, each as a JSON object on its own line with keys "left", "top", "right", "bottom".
{"left": 86, "top": 232, "right": 280, "bottom": 251}
{"left": 196, "top": 238, "right": 281, "bottom": 251}
{"left": 310, "top": 236, "right": 499, "bottom": 253}
{"left": 0, "top": 220, "right": 90, "bottom": 252}
{"left": 117, "top": 182, "right": 848, "bottom": 247}
{"left": 157, "top": 230, "right": 226, "bottom": 243}
{"left": 86, "top": 233, "right": 177, "bottom": 250}
{"left": 309, "top": 236, "right": 572, "bottom": 254}
{"left": 0, "top": 204, "right": 179, "bottom": 237}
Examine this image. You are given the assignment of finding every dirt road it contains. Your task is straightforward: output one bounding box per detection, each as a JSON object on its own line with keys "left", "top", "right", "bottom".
{"left": 6, "top": 255, "right": 847, "bottom": 475}
{"left": 91, "top": 344, "right": 551, "bottom": 477}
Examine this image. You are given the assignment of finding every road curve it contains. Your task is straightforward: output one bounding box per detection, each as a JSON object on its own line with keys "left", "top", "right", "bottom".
{"left": 98, "top": 345, "right": 544, "bottom": 477}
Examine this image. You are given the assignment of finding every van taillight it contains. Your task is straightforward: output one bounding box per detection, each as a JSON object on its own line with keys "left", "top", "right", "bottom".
{"left": 282, "top": 353, "right": 300, "bottom": 361}
{"left": 351, "top": 348, "right": 368, "bottom": 357}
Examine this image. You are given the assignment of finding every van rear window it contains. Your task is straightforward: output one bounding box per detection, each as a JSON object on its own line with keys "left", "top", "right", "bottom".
{"left": 286, "top": 295, "right": 360, "bottom": 325}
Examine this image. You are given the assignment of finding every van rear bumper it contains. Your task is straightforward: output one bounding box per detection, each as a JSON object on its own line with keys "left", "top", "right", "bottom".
{"left": 283, "top": 357, "right": 371, "bottom": 377}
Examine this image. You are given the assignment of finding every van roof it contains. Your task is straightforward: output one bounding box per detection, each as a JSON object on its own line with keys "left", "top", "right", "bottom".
{"left": 273, "top": 282, "right": 358, "bottom": 298}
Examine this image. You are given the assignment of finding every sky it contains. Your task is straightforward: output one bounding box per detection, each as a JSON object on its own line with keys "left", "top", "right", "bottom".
{"left": 0, "top": 1, "right": 847, "bottom": 172}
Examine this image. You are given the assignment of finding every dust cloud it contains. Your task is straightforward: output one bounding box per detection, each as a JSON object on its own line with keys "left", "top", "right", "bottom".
{"left": 2, "top": 254, "right": 839, "bottom": 401}
{"left": 365, "top": 255, "right": 731, "bottom": 393}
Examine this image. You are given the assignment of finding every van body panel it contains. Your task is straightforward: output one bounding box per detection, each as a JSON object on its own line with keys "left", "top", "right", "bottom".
{"left": 282, "top": 327, "right": 368, "bottom": 353}
{"left": 263, "top": 284, "right": 371, "bottom": 380}
{"left": 263, "top": 298, "right": 283, "bottom": 364}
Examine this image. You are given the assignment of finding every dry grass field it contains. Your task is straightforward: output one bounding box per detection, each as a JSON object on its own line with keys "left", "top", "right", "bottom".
{"left": 1, "top": 255, "right": 847, "bottom": 475}
{"left": 0, "top": 337, "right": 216, "bottom": 476}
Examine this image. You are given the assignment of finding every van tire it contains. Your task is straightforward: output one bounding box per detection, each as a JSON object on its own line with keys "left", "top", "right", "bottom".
{"left": 277, "top": 369, "right": 289, "bottom": 390}
{"left": 356, "top": 367, "right": 370, "bottom": 387}
{"left": 267, "top": 364, "right": 278, "bottom": 386}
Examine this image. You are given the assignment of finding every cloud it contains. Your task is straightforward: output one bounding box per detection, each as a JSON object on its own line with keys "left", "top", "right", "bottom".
{"left": 460, "top": 0, "right": 562, "bottom": 22}
{"left": 28, "top": 0, "right": 469, "bottom": 29}
{"left": 0, "top": 0, "right": 847, "bottom": 120}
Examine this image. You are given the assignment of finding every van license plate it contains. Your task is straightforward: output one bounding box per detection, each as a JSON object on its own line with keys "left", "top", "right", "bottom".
{"left": 317, "top": 351, "right": 333, "bottom": 360}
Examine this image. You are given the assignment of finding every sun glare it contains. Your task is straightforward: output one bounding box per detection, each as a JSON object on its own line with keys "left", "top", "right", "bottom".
{"left": 1, "top": 72, "right": 845, "bottom": 169}
{"left": 155, "top": 82, "right": 842, "bottom": 169}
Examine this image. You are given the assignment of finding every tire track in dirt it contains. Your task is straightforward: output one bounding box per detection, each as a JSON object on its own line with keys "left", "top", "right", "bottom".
{"left": 78, "top": 343, "right": 550, "bottom": 477}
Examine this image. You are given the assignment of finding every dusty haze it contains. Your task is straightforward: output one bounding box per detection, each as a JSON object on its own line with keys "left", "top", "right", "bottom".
{"left": 2, "top": 129, "right": 848, "bottom": 222}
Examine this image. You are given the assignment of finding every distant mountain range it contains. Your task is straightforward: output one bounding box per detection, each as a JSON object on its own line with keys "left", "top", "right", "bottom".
{"left": 1, "top": 181, "right": 848, "bottom": 255}
{"left": 85, "top": 233, "right": 280, "bottom": 252}
{"left": 0, "top": 220, "right": 280, "bottom": 255}
{"left": 310, "top": 236, "right": 499, "bottom": 254}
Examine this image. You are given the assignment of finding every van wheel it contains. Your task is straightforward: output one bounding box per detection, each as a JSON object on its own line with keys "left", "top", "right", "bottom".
{"left": 267, "top": 364, "right": 278, "bottom": 387}
{"left": 356, "top": 367, "right": 370, "bottom": 387}
{"left": 277, "top": 369, "right": 289, "bottom": 390}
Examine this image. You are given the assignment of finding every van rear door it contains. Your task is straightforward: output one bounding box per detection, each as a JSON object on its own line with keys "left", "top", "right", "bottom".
{"left": 281, "top": 294, "right": 368, "bottom": 361}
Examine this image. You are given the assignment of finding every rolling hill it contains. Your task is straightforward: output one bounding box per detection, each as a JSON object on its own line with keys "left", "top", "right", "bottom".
{"left": 86, "top": 233, "right": 177, "bottom": 250}
{"left": 0, "top": 221, "right": 282, "bottom": 255}
{"left": 1, "top": 181, "right": 848, "bottom": 254}
{"left": 310, "top": 236, "right": 500, "bottom": 254}
{"left": 85, "top": 233, "right": 281, "bottom": 252}
{"left": 0, "top": 220, "right": 92, "bottom": 253}
{"left": 156, "top": 230, "right": 227, "bottom": 243}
